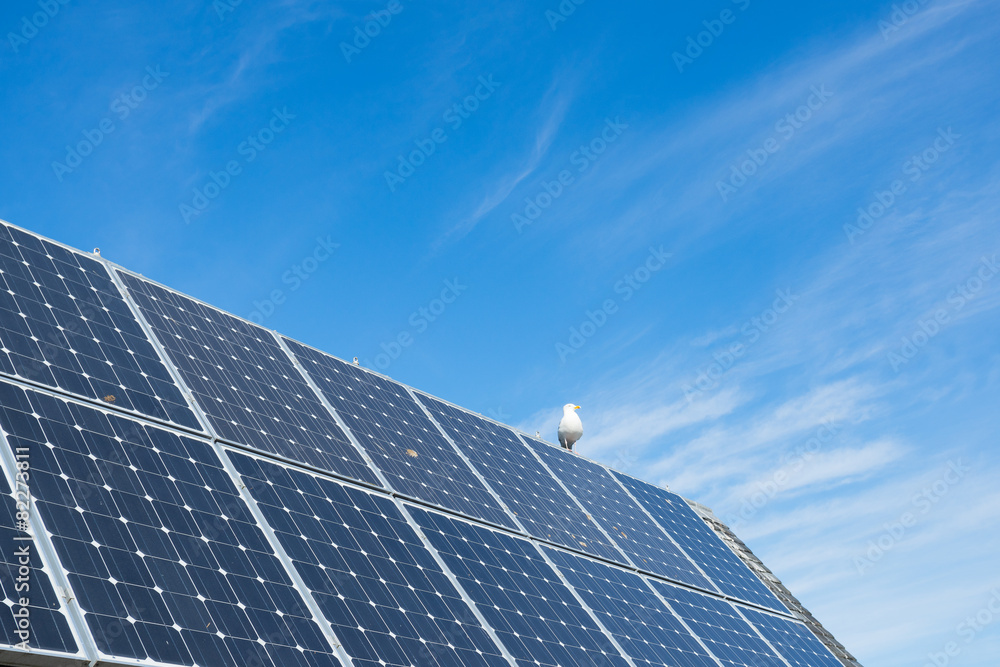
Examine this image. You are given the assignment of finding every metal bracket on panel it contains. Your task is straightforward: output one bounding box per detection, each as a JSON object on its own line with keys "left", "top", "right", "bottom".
{"left": 0, "top": 427, "right": 100, "bottom": 665}
{"left": 271, "top": 332, "right": 395, "bottom": 492}
{"left": 102, "top": 262, "right": 216, "bottom": 437}
{"left": 392, "top": 501, "right": 520, "bottom": 667}
{"left": 638, "top": 576, "right": 727, "bottom": 667}
{"left": 214, "top": 446, "right": 358, "bottom": 667}
{"left": 512, "top": 432, "right": 639, "bottom": 569}
{"left": 531, "top": 543, "right": 640, "bottom": 667}
{"left": 607, "top": 471, "right": 724, "bottom": 596}
{"left": 406, "top": 388, "right": 532, "bottom": 535}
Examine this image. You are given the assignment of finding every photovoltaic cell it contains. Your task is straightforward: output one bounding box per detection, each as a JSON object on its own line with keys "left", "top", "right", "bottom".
{"left": 543, "top": 547, "right": 718, "bottom": 667}
{"left": 230, "top": 451, "right": 509, "bottom": 667}
{"left": 0, "top": 222, "right": 199, "bottom": 429}
{"left": 741, "top": 607, "right": 842, "bottom": 667}
{"left": 409, "top": 506, "right": 633, "bottom": 667}
{"left": 414, "top": 393, "right": 623, "bottom": 561}
{"left": 0, "top": 488, "right": 79, "bottom": 657}
{"left": 523, "top": 437, "right": 712, "bottom": 589}
{"left": 614, "top": 472, "right": 787, "bottom": 613}
{"left": 118, "top": 271, "right": 379, "bottom": 486}
{"left": 0, "top": 381, "right": 340, "bottom": 667}
{"left": 650, "top": 582, "right": 786, "bottom": 667}
{"left": 284, "top": 340, "right": 515, "bottom": 529}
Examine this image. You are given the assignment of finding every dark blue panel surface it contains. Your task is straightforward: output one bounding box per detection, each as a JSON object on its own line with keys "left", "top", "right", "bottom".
{"left": 0, "top": 223, "right": 199, "bottom": 429}
{"left": 0, "top": 486, "right": 79, "bottom": 656}
{"left": 118, "top": 272, "right": 378, "bottom": 487}
{"left": 651, "top": 582, "right": 786, "bottom": 667}
{"left": 523, "top": 437, "right": 711, "bottom": 589}
{"left": 285, "top": 341, "right": 515, "bottom": 529}
{"left": 410, "top": 506, "right": 633, "bottom": 667}
{"left": 741, "top": 607, "right": 842, "bottom": 667}
{"left": 230, "top": 451, "right": 509, "bottom": 667}
{"left": 614, "top": 472, "right": 787, "bottom": 613}
{"left": 415, "top": 393, "right": 622, "bottom": 560}
{"left": 544, "top": 547, "right": 718, "bottom": 667}
{"left": 0, "top": 382, "right": 341, "bottom": 667}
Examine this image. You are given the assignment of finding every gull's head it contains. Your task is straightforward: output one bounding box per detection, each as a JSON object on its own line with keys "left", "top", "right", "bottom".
{"left": 563, "top": 403, "right": 581, "bottom": 413}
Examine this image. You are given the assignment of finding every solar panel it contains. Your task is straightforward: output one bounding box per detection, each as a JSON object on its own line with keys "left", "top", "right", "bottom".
{"left": 542, "top": 546, "right": 719, "bottom": 667}
{"left": 0, "top": 222, "right": 200, "bottom": 429}
{"left": 650, "top": 581, "right": 787, "bottom": 667}
{"left": 117, "top": 271, "right": 379, "bottom": 486}
{"left": 522, "top": 436, "right": 713, "bottom": 589}
{"left": 413, "top": 393, "right": 623, "bottom": 560}
{"left": 0, "top": 381, "right": 341, "bottom": 666}
{"left": 408, "top": 505, "right": 634, "bottom": 667}
{"left": 283, "top": 339, "right": 516, "bottom": 529}
{"left": 614, "top": 471, "right": 787, "bottom": 613}
{"left": 0, "top": 487, "right": 81, "bottom": 660}
{"left": 229, "top": 450, "right": 511, "bottom": 667}
{"left": 741, "top": 607, "right": 843, "bottom": 667}
{"left": 0, "top": 223, "right": 854, "bottom": 667}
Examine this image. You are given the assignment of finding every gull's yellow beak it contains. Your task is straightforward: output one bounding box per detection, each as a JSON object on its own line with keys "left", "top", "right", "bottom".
{"left": 574, "top": 405, "right": 581, "bottom": 410}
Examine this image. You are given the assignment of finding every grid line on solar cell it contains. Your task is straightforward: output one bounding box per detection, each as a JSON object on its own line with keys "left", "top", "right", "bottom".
{"left": 740, "top": 608, "right": 842, "bottom": 667}
{"left": 283, "top": 339, "right": 516, "bottom": 530}
{"left": 0, "top": 223, "right": 200, "bottom": 430}
{"left": 116, "top": 271, "right": 379, "bottom": 487}
{"left": 614, "top": 472, "right": 788, "bottom": 613}
{"left": 414, "top": 393, "right": 625, "bottom": 562}
{"left": 651, "top": 581, "right": 788, "bottom": 667}
{"left": 543, "top": 547, "right": 720, "bottom": 667}
{"left": 0, "top": 381, "right": 342, "bottom": 667}
{"left": 229, "top": 450, "right": 511, "bottom": 667}
{"left": 408, "top": 505, "right": 635, "bottom": 667}
{"left": 522, "top": 436, "right": 714, "bottom": 589}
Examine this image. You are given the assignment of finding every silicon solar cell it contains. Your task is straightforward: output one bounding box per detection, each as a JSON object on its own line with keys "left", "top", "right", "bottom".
{"left": 284, "top": 339, "right": 515, "bottom": 530}
{"left": 741, "top": 607, "right": 843, "bottom": 667}
{"left": 523, "top": 437, "right": 713, "bottom": 589}
{"left": 614, "top": 471, "right": 787, "bottom": 613}
{"left": 229, "top": 451, "right": 510, "bottom": 667}
{"left": 414, "top": 393, "right": 623, "bottom": 561}
{"left": 0, "top": 381, "right": 340, "bottom": 667}
{"left": 543, "top": 546, "right": 718, "bottom": 667}
{"left": 650, "top": 582, "right": 787, "bottom": 667}
{"left": 409, "top": 506, "right": 633, "bottom": 667}
{"left": 0, "top": 222, "right": 200, "bottom": 429}
{"left": 117, "top": 271, "right": 379, "bottom": 486}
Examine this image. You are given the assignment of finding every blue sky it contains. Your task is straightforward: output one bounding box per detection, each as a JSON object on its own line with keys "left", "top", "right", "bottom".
{"left": 2, "top": 0, "right": 999, "bottom": 664}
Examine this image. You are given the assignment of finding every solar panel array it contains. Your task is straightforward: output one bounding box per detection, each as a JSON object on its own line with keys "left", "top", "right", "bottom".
{"left": 0, "top": 221, "right": 846, "bottom": 667}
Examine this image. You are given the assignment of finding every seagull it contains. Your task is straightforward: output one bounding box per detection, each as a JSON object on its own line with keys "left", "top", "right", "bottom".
{"left": 557, "top": 404, "right": 583, "bottom": 451}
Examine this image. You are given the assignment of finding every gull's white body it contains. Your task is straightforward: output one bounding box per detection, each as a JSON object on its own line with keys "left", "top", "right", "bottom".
{"left": 557, "top": 404, "right": 583, "bottom": 451}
